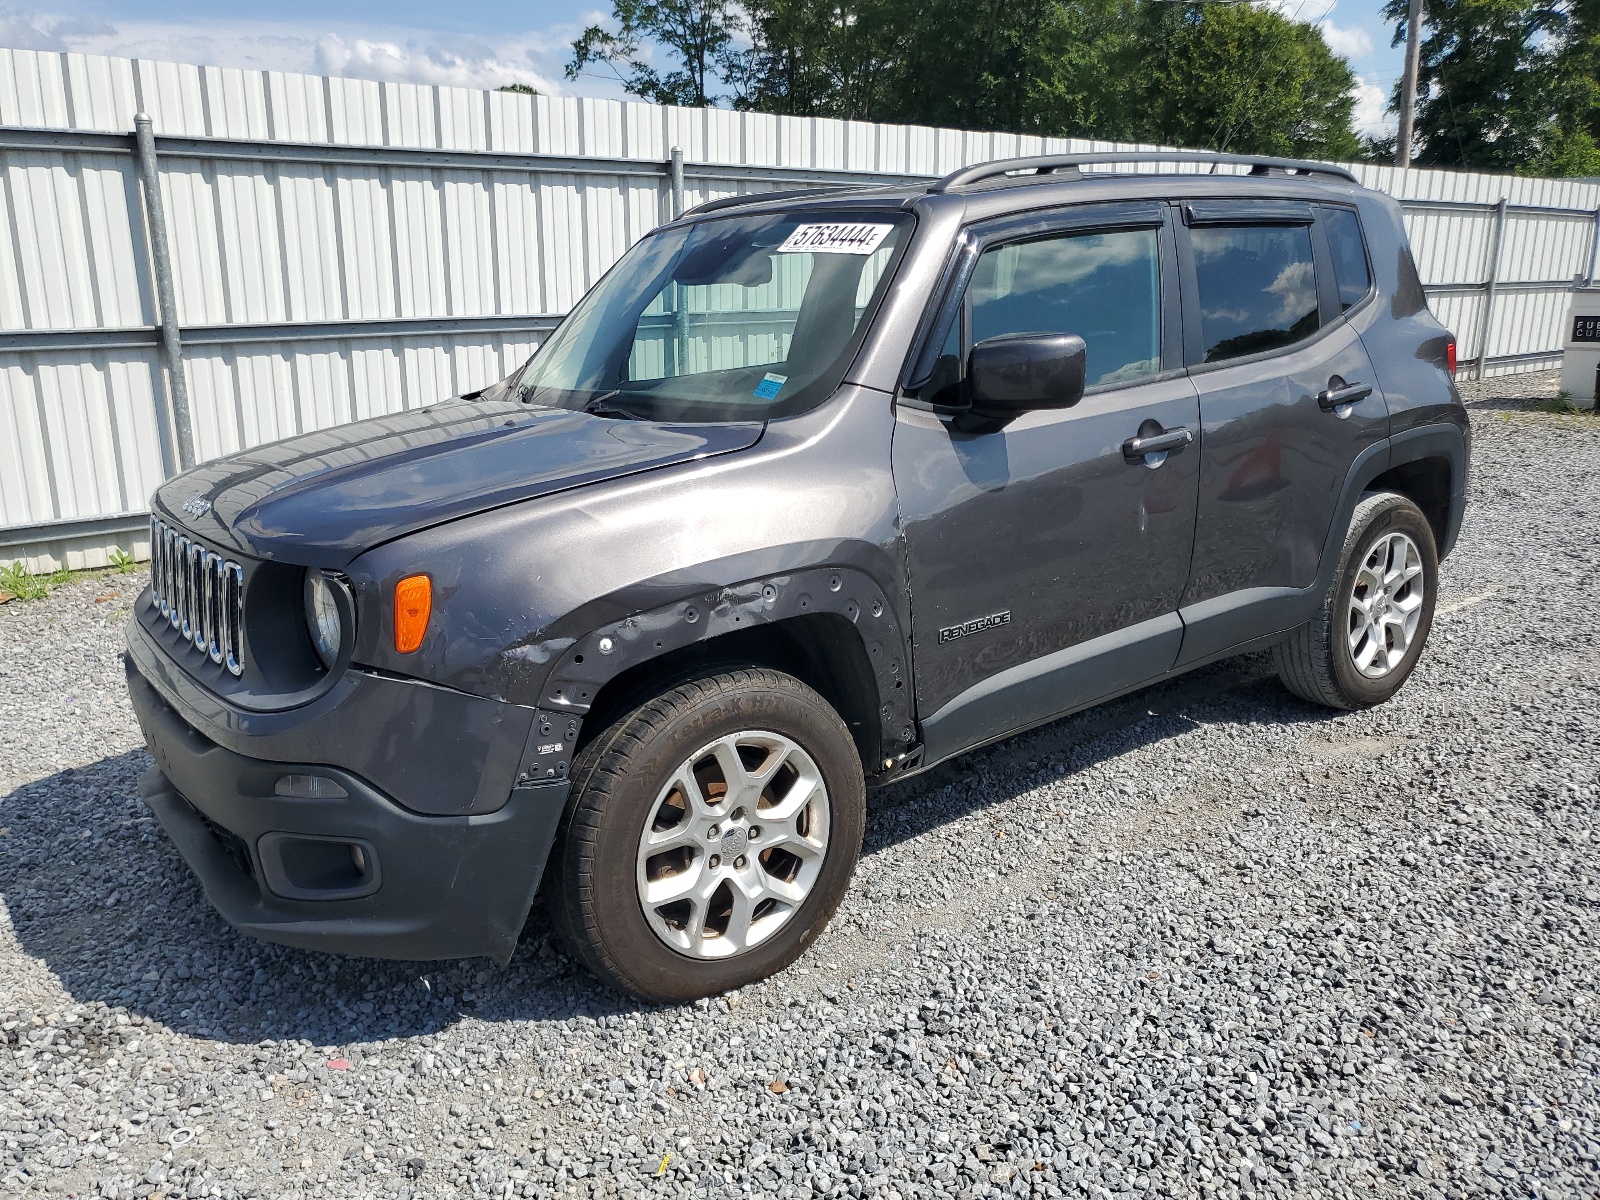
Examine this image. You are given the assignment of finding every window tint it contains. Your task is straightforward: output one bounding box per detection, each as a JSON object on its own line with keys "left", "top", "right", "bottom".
{"left": 1190, "top": 225, "right": 1320, "bottom": 363}
{"left": 968, "top": 227, "right": 1162, "bottom": 387}
{"left": 1323, "top": 208, "right": 1372, "bottom": 311}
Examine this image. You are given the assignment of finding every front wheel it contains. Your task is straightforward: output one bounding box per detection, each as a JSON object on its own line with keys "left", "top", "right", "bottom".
{"left": 547, "top": 668, "right": 866, "bottom": 1002}
{"left": 1274, "top": 491, "right": 1439, "bottom": 709}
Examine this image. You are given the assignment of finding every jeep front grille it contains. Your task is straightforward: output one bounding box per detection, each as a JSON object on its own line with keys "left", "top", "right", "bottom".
{"left": 148, "top": 517, "right": 245, "bottom": 676}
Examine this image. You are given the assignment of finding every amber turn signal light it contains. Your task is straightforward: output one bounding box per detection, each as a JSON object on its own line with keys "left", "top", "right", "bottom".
{"left": 393, "top": 574, "right": 431, "bottom": 653}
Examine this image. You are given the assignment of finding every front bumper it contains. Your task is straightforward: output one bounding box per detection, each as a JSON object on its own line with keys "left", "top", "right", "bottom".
{"left": 128, "top": 657, "right": 569, "bottom": 962}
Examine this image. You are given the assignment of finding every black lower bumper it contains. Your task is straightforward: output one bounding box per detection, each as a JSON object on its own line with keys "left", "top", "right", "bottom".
{"left": 128, "top": 660, "right": 569, "bottom": 963}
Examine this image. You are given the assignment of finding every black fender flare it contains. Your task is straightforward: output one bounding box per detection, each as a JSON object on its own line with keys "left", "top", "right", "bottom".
{"left": 1381, "top": 421, "right": 1470, "bottom": 558}
{"left": 1317, "top": 422, "right": 1469, "bottom": 601}
{"left": 1330, "top": 422, "right": 1468, "bottom": 562}
{"left": 512, "top": 563, "right": 916, "bottom": 786}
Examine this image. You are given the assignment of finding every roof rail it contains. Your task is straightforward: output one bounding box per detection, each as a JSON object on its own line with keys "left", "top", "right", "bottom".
{"left": 680, "top": 184, "right": 873, "bottom": 219}
{"left": 928, "top": 150, "right": 1358, "bottom": 193}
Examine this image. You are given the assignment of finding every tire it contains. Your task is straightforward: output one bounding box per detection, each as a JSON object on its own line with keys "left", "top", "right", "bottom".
{"left": 546, "top": 667, "right": 866, "bottom": 1002}
{"left": 1274, "top": 491, "right": 1439, "bottom": 710}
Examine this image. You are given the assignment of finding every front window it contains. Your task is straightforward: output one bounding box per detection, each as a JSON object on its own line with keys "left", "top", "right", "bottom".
{"left": 967, "top": 227, "right": 1162, "bottom": 387}
{"left": 517, "top": 210, "right": 913, "bottom": 422}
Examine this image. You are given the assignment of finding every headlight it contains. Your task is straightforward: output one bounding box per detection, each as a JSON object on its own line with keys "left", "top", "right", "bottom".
{"left": 303, "top": 569, "right": 348, "bottom": 669}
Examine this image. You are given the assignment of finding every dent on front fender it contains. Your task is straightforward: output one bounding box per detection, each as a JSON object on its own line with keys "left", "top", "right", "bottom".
{"left": 536, "top": 562, "right": 915, "bottom": 756}
{"left": 347, "top": 385, "right": 909, "bottom": 707}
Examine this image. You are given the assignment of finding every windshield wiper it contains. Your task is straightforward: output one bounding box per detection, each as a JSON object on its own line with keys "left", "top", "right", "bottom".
{"left": 582, "top": 394, "right": 651, "bottom": 421}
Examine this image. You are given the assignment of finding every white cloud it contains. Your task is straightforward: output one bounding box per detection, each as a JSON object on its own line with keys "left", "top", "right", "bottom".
{"left": 0, "top": 8, "right": 608, "bottom": 97}
{"left": 1351, "top": 77, "right": 1393, "bottom": 138}
{"left": 1260, "top": 0, "right": 1381, "bottom": 61}
{"left": 0, "top": 8, "right": 67, "bottom": 50}
{"left": 1320, "top": 21, "right": 1374, "bottom": 60}
{"left": 313, "top": 35, "right": 561, "bottom": 93}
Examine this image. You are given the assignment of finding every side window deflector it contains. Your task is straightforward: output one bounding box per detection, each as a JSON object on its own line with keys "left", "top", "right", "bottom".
{"left": 1184, "top": 200, "right": 1314, "bottom": 226}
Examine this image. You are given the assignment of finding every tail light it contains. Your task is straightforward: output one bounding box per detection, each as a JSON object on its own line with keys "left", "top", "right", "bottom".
{"left": 1446, "top": 337, "right": 1457, "bottom": 377}
{"left": 393, "top": 574, "right": 432, "bottom": 653}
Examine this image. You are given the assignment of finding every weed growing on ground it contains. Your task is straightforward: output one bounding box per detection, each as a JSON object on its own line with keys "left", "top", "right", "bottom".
{"left": 1533, "top": 393, "right": 1594, "bottom": 415}
{"left": 0, "top": 560, "right": 73, "bottom": 601}
{"left": 108, "top": 547, "right": 138, "bottom": 573}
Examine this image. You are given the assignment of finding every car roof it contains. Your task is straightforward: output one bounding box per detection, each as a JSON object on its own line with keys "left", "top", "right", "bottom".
{"left": 676, "top": 151, "right": 1372, "bottom": 228}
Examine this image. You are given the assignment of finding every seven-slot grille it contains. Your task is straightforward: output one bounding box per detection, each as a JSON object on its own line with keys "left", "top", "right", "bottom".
{"left": 149, "top": 517, "right": 246, "bottom": 676}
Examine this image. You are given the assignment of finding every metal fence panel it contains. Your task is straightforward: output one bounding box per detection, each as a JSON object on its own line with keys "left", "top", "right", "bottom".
{"left": 0, "top": 357, "right": 51, "bottom": 527}
{"left": 1403, "top": 208, "right": 1495, "bottom": 286}
{"left": 1426, "top": 292, "right": 1485, "bottom": 360}
{"left": 1, "top": 45, "right": 1598, "bottom": 569}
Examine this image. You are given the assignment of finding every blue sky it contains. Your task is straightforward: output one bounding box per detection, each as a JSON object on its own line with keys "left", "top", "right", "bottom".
{"left": 0, "top": 0, "right": 1406, "bottom": 135}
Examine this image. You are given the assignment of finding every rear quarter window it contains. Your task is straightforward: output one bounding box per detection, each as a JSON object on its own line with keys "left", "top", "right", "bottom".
{"left": 1323, "top": 208, "right": 1373, "bottom": 311}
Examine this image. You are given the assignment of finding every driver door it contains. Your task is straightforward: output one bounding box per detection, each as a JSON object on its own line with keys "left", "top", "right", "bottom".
{"left": 893, "top": 203, "right": 1201, "bottom": 762}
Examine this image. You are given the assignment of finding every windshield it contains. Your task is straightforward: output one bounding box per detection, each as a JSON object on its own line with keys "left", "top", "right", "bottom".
{"left": 516, "top": 209, "right": 913, "bottom": 422}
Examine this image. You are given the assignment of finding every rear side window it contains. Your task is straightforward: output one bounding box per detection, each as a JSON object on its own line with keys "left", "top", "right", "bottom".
{"left": 968, "top": 227, "right": 1162, "bottom": 387}
{"left": 1190, "top": 225, "right": 1320, "bottom": 363}
{"left": 1323, "top": 207, "right": 1373, "bottom": 310}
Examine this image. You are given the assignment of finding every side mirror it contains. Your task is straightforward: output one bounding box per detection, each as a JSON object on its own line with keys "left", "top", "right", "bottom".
{"left": 963, "top": 332, "right": 1087, "bottom": 429}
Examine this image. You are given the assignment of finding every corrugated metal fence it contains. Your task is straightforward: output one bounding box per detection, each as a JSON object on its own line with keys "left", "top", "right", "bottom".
{"left": 1, "top": 47, "right": 1597, "bottom": 570}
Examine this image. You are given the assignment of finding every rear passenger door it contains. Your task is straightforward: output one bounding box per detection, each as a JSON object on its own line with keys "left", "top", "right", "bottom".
{"left": 1175, "top": 200, "right": 1388, "bottom": 665}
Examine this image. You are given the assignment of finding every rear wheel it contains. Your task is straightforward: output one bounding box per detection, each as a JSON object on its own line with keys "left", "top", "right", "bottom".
{"left": 1274, "top": 491, "right": 1438, "bottom": 709}
{"left": 547, "top": 668, "right": 865, "bottom": 1002}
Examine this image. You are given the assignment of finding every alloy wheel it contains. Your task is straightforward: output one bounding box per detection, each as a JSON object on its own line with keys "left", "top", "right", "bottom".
{"left": 1347, "top": 530, "right": 1426, "bottom": 678}
{"left": 635, "top": 731, "right": 831, "bottom": 959}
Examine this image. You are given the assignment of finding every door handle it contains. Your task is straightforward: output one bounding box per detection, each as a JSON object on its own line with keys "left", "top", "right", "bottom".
{"left": 1122, "top": 427, "right": 1193, "bottom": 460}
{"left": 1317, "top": 381, "right": 1372, "bottom": 412}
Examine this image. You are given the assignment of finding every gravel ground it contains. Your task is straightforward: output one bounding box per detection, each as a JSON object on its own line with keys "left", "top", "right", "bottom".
{"left": 1, "top": 372, "right": 1597, "bottom": 1200}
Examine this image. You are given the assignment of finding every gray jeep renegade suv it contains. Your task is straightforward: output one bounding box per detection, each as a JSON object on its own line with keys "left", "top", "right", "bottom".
{"left": 125, "top": 151, "right": 1468, "bottom": 1002}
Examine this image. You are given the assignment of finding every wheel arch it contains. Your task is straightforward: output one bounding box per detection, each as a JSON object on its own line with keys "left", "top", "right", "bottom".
{"left": 517, "top": 564, "right": 917, "bottom": 787}
{"left": 1364, "top": 454, "right": 1452, "bottom": 553}
{"left": 576, "top": 614, "right": 887, "bottom": 773}
{"left": 1355, "top": 423, "right": 1468, "bottom": 559}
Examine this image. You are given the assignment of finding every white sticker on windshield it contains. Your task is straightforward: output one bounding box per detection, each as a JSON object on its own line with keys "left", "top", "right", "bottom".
{"left": 777, "top": 223, "right": 893, "bottom": 255}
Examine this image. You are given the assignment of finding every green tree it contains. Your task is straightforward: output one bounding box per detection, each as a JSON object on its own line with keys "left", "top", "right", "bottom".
{"left": 1377, "top": 0, "right": 1600, "bottom": 174}
{"left": 568, "top": 0, "right": 740, "bottom": 106}
{"left": 1542, "top": 0, "right": 1600, "bottom": 173}
{"left": 1025, "top": 0, "right": 1141, "bottom": 141}
{"left": 728, "top": 0, "right": 1088, "bottom": 130}
{"left": 730, "top": 0, "right": 1358, "bottom": 156}
{"left": 569, "top": 0, "right": 1363, "bottom": 161}
{"left": 1533, "top": 125, "right": 1600, "bottom": 174}
{"left": 869, "top": 0, "right": 1081, "bottom": 132}
{"left": 1115, "top": 2, "right": 1362, "bottom": 159}
{"left": 722, "top": 0, "right": 905, "bottom": 120}
{"left": 1381, "top": 0, "right": 1554, "bottom": 170}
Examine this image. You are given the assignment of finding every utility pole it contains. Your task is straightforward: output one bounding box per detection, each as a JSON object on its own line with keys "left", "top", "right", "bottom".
{"left": 1396, "top": 0, "right": 1423, "bottom": 167}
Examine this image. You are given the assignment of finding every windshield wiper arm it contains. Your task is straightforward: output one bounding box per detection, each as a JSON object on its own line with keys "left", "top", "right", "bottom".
{"left": 582, "top": 394, "right": 651, "bottom": 421}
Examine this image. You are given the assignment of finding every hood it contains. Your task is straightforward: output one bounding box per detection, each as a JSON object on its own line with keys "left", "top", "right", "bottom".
{"left": 152, "top": 399, "right": 764, "bottom": 567}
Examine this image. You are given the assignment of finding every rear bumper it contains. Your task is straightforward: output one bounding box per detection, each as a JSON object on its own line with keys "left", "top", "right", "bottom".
{"left": 128, "top": 657, "right": 568, "bottom": 962}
